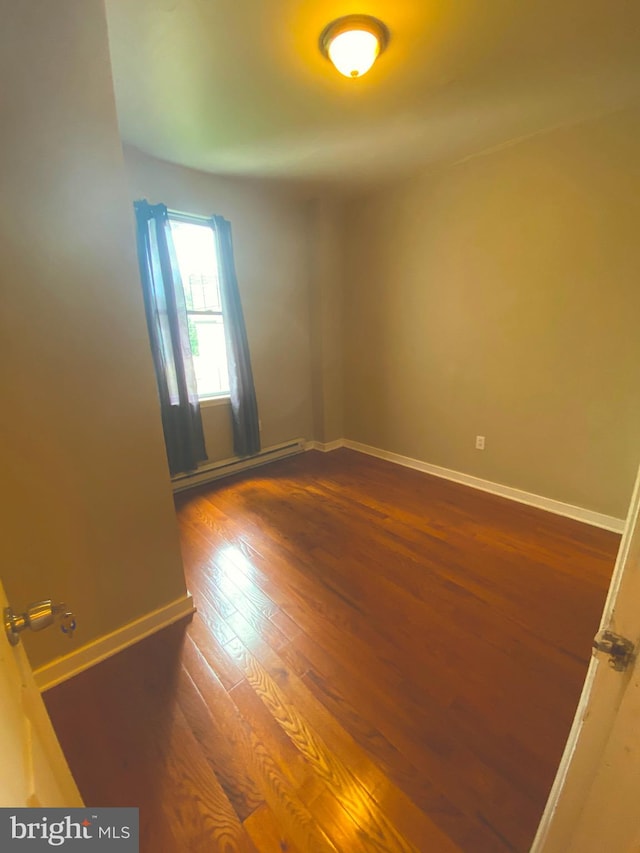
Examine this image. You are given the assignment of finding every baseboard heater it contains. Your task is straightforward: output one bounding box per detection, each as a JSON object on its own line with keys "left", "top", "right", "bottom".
{"left": 171, "top": 438, "right": 307, "bottom": 493}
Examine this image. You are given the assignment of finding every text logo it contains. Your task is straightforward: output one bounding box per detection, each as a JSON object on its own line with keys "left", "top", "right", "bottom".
{"left": 0, "top": 808, "right": 138, "bottom": 851}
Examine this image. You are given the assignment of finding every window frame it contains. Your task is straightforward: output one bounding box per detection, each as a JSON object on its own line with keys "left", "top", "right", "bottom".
{"left": 168, "top": 209, "right": 231, "bottom": 403}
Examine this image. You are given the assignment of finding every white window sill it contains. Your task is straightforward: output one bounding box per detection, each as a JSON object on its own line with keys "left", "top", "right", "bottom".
{"left": 200, "top": 395, "right": 230, "bottom": 409}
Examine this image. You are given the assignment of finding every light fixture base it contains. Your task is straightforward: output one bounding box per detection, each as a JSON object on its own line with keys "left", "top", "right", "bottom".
{"left": 319, "top": 15, "right": 390, "bottom": 75}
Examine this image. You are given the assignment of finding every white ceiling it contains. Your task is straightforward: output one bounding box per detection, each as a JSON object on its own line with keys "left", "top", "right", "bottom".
{"left": 105, "top": 0, "right": 640, "bottom": 189}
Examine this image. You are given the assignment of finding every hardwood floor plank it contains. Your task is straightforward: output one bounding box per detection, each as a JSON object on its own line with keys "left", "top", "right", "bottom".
{"left": 46, "top": 624, "right": 258, "bottom": 852}
{"left": 156, "top": 702, "right": 259, "bottom": 853}
{"left": 268, "top": 607, "right": 303, "bottom": 642}
{"left": 224, "top": 634, "right": 427, "bottom": 853}
{"left": 181, "top": 640, "right": 339, "bottom": 853}
{"left": 188, "top": 610, "right": 245, "bottom": 691}
{"left": 243, "top": 804, "right": 303, "bottom": 853}
{"left": 176, "top": 658, "right": 265, "bottom": 821}
{"left": 240, "top": 730, "right": 340, "bottom": 853}
{"left": 229, "top": 679, "right": 323, "bottom": 795}
{"left": 225, "top": 603, "right": 290, "bottom": 654}
{"left": 44, "top": 666, "right": 175, "bottom": 849}
{"left": 231, "top": 634, "right": 504, "bottom": 853}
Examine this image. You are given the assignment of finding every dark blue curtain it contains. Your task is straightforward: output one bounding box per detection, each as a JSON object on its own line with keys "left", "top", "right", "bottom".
{"left": 134, "top": 200, "right": 207, "bottom": 475}
{"left": 211, "top": 215, "right": 260, "bottom": 457}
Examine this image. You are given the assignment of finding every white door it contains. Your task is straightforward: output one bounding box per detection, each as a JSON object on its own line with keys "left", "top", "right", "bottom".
{"left": 0, "top": 580, "right": 82, "bottom": 808}
{"left": 533, "top": 464, "right": 640, "bottom": 852}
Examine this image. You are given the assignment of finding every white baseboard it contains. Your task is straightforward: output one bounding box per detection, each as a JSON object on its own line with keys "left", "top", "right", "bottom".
{"left": 34, "top": 592, "right": 195, "bottom": 692}
{"left": 306, "top": 439, "right": 345, "bottom": 452}
{"left": 339, "top": 439, "right": 625, "bottom": 533}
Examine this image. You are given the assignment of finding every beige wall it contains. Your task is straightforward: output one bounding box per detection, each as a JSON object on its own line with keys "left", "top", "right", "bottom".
{"left": 308, "top": 198, "right": 344, "bottom": 445}
{"left": 343, "top": 108, "right": 640, "bottom": 518}
{"left": 123, "top": 148, "right": 314, "bottom": 460}
{"left": 0, "top": 0, "right": 188, "bottom": 669}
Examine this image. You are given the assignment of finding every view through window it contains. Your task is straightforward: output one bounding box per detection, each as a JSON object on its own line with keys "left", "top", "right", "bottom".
{"left": 170, "top": 219, "right": 230, "bottom": 399}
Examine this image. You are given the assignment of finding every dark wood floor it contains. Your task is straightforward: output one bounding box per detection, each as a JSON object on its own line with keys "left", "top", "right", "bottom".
{"left": 45, "top": 449, "right": 619, "bottom": 852}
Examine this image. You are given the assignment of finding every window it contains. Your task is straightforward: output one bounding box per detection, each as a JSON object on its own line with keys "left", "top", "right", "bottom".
{"left": 169, "top": 217, "right": 230, "bottom": 399}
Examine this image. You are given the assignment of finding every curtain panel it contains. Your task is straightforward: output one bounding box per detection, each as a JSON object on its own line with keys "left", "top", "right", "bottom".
{"left": 134, "top": 200, "right": 207, "bottom": 475}
{"left": 211, "top": 215, "right": 261, "bottom": 458}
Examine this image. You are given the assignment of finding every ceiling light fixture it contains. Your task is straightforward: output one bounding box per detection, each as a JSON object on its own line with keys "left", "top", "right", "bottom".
{"left": 319, "top": 15, "right": 390, "bottom": 79}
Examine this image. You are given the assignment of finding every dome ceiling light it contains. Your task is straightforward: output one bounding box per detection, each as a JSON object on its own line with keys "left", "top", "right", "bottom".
{"left": 319, "top": 15, "right": 390, "bottom": 79}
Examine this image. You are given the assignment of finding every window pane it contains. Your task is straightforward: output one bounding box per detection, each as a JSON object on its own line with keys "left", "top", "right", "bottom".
{"left": 190, "top": 314, "right": 229, "bottom": 397}
{"left": 170, "top": 219, "right": 230, "bottom": 397}
{"left": 170, "top": 221, "right": 221, "bottom": 310}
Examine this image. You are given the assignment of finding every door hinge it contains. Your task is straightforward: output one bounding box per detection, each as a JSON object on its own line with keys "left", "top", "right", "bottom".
{"left": 592, "top": 629, "right": 635, "bottom": 672}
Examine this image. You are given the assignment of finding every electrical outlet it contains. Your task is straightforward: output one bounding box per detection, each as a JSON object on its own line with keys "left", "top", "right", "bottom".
{"left": 475, "top": 435, "right": 485, "bottom": 450}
